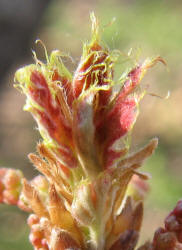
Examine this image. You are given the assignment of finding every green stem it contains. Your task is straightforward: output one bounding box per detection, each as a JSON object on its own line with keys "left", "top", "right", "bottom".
{"left": 89, "top": 222, "right": 105, "bottom": 250}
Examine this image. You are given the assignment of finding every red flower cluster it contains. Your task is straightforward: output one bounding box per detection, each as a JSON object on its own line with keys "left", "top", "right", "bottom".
{"left": 0, "top": 13, "right": 170, "bottom": 250}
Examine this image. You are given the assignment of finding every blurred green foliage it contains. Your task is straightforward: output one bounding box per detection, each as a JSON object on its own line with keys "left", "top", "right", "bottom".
{"left": 0, "top": 205, "right": 31, "bottom": 250}
{"left": 144, "top": 149, "right": 182, "bottom": 209}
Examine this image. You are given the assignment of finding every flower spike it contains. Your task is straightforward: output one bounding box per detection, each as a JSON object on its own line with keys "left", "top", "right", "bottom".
{"left": 0, "top": 13, "right": 169, "bottom": 250}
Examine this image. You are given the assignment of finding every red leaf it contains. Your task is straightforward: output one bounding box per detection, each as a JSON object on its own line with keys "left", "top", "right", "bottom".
{"left": 96, "top": 96, "right": 137, "bottom": 169}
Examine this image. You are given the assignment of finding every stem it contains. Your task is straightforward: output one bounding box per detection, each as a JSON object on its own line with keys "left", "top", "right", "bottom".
{"left": 89, "top": 222, "right": 105, "bottom": 250}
